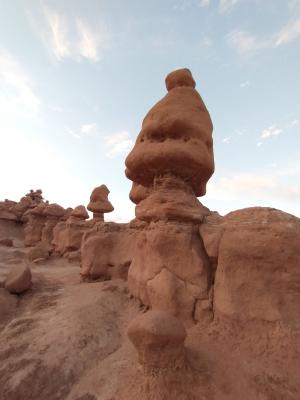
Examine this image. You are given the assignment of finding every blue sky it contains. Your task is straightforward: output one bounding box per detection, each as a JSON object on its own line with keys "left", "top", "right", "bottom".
{"left": 0, "top": 0, "right": 299, "bottom": 221}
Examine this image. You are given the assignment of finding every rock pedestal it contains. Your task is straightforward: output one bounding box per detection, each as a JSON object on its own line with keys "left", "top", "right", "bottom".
{"left": 125, "top": 69, "right": 214, "bottom": 324}
{"left": 87, "top": 185, "right": 114, "bottom": 223}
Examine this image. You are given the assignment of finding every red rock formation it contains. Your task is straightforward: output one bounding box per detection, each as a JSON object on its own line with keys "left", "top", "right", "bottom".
{"left": 5, "top": 263, "right": 32, "bottom": 294}
{"left": 23, "top": 202, "right": 47, "bottom": 246}
{"left": 87, "top": 185, "right": 114, "bottom": 222}
{"left": 41, "top": 203, "right": 66, "bottom": 247}
{"left": 129, "top": 182, "right": 151, "bottom": 205}
{"left": 128, "top": 310, "right": 186, "bottom": 371}
{"left": 54, "top": 205, "right": 89, "bottom": 258}
{"left": 80, "top": 222, "right": 138, "bottom": 281}
{"left": 211, "top": 207, "right": 300, "bottom": 325}
{"left": 125, "top": 69, "right": 214, "bottom": 323}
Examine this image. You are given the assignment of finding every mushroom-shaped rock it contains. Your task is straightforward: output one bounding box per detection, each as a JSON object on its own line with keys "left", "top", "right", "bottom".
{"left": 125, "top": 68, "right": 214, "bottom": 197}
{"left": 5, "top": 264, "right": 32, "bottom": 294}
{"left": 127, "top": 310, "right": 186, "bottom": 370}
{"left": 70, "top": 205, "right": 89, "bottom": 220}
{"left": 87, "top": 185, "right": 114, "bottom": 217}
{"left": 44, "top": 203, "right": 66, "bottom": 218}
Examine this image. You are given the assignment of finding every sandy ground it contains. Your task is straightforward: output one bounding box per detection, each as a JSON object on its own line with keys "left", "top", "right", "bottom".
{"left": 0, "top": 227, "right": 299, "bottom": 400}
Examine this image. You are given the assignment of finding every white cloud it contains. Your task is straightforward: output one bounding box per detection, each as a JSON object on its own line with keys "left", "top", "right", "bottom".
{"left": 222, "top": 136, "right": 231, "bottom": 144}
{"left": 240, "top": 80, "right": 250, "bottom": 88}
{"left": 76, "top": 19, "right": 102, "bottom": 61}
{"left": 199, "top": 0, "right": 210, "bottom": 7}
{"left": 226, "top": 30, "right": 269, "bottom": 55}
{"left": 104, "top": 131, "right": 133, "bottom": 158}
{"left": 257, "top": 141, "right": 263, "bottom": 147}
{"left": 287, "top": 119, "right": 299, "bottom": 128}
{"left": 275, "top": 18, "right": 300, "bottom": 46}
{"left": 65, "top": 126, "right": 80, "bottom": 139}
{"left": 200, "top": 36, "right": 213, "bottom": 47}
{"left": 0, "top": 51, "right": 40, "bottom": 115}
{"left": 81, "top": 123, "right": 97, "bottom": 135}
{"left": 43, "top": 6, "right": 70, "bottom": 60}
{"left": 227, "top": 18, "right": 300, "bottom": 56}
{"left": 219, "top": 0, "right": 241, "bottom": 13}
{"left": 207, "top": 172, "right": 300, "bottom": 205}
{"left": 261, "top": 125, "right": 282, "bottom": 139}
{"left": 30, "top": 6, "right": 108, "bottom": 62}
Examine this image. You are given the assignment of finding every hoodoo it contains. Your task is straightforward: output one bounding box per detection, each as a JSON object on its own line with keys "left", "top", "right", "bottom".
{"left": 87, "top": 185, "right": 114, "bottom": 222}
{"left": 125, "top": 68, "right": 214, "bottom": 323}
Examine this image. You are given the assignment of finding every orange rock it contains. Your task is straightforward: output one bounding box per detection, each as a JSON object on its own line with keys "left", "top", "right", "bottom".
{"left": 125, "top": 68, "right": 214, "bottom": 197}
{"left": 213, "top": 207, "right": 300, "bottom": 324}
{"left": 23, "top": 203, "right": 47, "bottom": 246}
{"left": 127, "top": 310, "right": 186, "bottom": 370}
{"left": 80, "top": 223, "right": 138, "bottom": 280}
{"left": 5, "top": 263, "right": 32, "bottom": 294}
{"left": 87, "top": 185, "right": 114, "bottom": 221}
{"left": 125, "top": 69, "right": 214, "bottom": 323}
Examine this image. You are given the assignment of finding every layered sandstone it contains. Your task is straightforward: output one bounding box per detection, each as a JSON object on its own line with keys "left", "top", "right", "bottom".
{"left": 80, "top": 222, "right": 138, "bottom": 281}
{"left": 125, "top": 68, "right": 214, "bottom": 323}
{"left": 211, "top": 207, "right": 300, "bottom": 325}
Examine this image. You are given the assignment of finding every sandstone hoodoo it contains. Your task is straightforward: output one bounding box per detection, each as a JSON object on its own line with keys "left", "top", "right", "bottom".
{"left": 69, "top": 205, "right": 89, "bottom": 221}
{"left": 55, "top": 205, "right": 89, "bottom": 259}
{"left": 87, "top": 185, "right": 114, "bottom": 222}
{"left": 125, "top": 68, "right": 214, "bottom": 323}
{"left": 23, "top": 202, "right": 47, "bottom": 246}
{"left": 41, "top": 203, "right": 66, "bottom": 247}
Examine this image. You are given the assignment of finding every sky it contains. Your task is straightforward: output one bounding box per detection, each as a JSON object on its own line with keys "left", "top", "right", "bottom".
{"left": 0, "top": 0, "right": 299, "bottom": 221}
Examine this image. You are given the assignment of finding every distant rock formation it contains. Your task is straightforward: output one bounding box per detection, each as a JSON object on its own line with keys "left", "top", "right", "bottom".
{"left": 125, "top": 68, "right": 214, "bottom": 324}
{"left": 87, "top": 185, "right": 114, "bottom": 222}
{"left": 24, "top": 202, "right": 47, "bottom": 246}
{"left": 41, "top": 203, "right": 66, "bottom": 247}
{"left": 80, "top": 222, "right": 138, "bottom": 281}
{"left": 52, "top": 205, "right": 89, "bottom": 260}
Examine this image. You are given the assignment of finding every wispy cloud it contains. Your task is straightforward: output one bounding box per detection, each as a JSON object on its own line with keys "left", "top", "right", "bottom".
{"left": 199, "top": 0, "right": 211, "bottom": 7}
{"left": 104, "top": 131, "right": 133, "bottom": 158}
{"left": 240, "top": 80, "right": 250, "bottom": 88}
{"left": 81, "top": 123, "right": 98, "bottom": 135}
{"left": 227, "top": 18, "right": 300, "bottom": 56}
{"left": 222, "top": 136, "right": 231, "bottom": 144}
{"left": 65, "top": 126, "right": 80, "bottom": 139}
{"left": 287, "top": 119, "right": 299, "bottom": 128}
{"left": 0, "top": 51, "right": 40, "bottom": 115}
{"left": 207, "top": 171, "right": 300, "bottom": 204}
{"left": 261, "top": 125, "right": 282, "bottom": 139}
{"left": 30, "top": 6, "right": 109, "bottom": 62}
{"left": 76, "top": 19, "right": 102, "bottom": 61}
{"left": 219, "top": 0, "right": 241, "bottom": 13}
{"left": 226, "top": 30, "right": 269, "bottom": 55}
{"left": 199, "top": 36, "right": 213, "bottom": 47}
{"left": 275, "top": 18, "right": 300, "bottom": 46}
{"left": 43, "top": 6, "right": 70, "bottom": 60}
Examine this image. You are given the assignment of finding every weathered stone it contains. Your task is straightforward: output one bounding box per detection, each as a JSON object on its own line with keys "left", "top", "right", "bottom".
{"left": 5, "top": 264, "right": 32, "bottom": 294}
